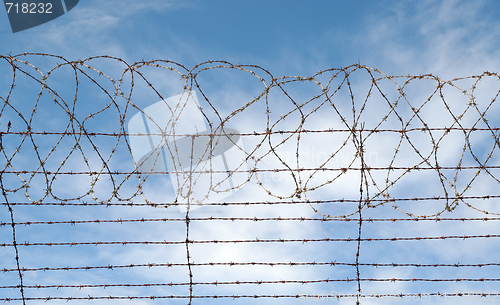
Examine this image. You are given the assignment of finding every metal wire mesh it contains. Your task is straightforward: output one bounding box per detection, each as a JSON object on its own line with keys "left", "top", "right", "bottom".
{"left": 1, "top": 53, "right": 500, "bottom": 304}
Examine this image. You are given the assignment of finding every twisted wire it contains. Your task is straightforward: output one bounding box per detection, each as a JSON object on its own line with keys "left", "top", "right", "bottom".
{"left": 1, "top": 53, "right": 500, "bottom": 303}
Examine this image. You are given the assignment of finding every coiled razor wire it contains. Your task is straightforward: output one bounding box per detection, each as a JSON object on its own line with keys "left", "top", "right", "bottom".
{"left": 1, "top": 53, "right": 500, "bottom": 304}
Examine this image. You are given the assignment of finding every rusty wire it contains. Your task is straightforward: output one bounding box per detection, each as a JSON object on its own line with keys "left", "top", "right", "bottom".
{"left": 0, "top": 291, "right": 499, "bottom": 302}
{"left": 2, "top": 261, "right": 500, "bottom": 274}
{"left": 0, "top": 233, "right": 499, "bottom": 248}
{"left": 2, "top": 215, "right": 500, "bottom": 227}
{"left": 1, "top": 53, "right": 500, "bottom": 303}
{"left": 1, "top": 276, "right": 500, "bottom": 291}
{"left": 0, "top": 53, "right": 499, "bottom": 216}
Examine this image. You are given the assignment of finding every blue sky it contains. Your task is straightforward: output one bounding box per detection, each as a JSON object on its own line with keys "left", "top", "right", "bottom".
{"left": 1, "top": 1, "right": 500, "bottom": 304}
{"left": 1, "top": 0, "right": 498, "bottom": 75}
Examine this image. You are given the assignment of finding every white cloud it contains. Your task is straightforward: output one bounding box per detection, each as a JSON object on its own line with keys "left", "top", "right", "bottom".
{"left": 357, "top": 0, "right": 500, "bottom": 77}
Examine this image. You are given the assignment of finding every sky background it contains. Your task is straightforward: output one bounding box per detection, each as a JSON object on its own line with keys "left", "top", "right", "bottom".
{"left": 1, "top": 0, "right": 500, "bottom": 304}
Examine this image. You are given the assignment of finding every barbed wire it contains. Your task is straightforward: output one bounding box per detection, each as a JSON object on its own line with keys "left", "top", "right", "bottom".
{"left": 1, "top": 53, "right": 499, "bottom": 217}
{"left": 2, "top": 215, "right": 500, "bottom": 227}
{"left": 1, "top": 53, "right": 500, "bottom": 303}
{"left": 1, "top": 233, "right": 498, "bottom": 248}
{"left": 2, "top": 194, "right": 500, "bottom": 207}
{"left": 0, "top": 291, "right": 499, "bottom": 303}
{"left": 3, "top": 260, "right": 500, "bottom": 274}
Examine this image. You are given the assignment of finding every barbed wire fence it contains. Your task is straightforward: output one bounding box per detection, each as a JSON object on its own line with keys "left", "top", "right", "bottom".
{"left": 1, "top": 53, "right": 500, "bottom": 304}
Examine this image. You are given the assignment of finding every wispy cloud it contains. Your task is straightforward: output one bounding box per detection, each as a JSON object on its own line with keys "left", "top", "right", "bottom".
{"left": 354, "top": 0, "right": 500, "bottom": 76}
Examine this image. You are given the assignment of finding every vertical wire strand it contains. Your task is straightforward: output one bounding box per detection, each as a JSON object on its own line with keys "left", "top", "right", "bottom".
{"left": 355, "top": 124, "right": 365, "bottom": 305}
{"left": 1, "top": 125, "right": 26, "bottom": 305}
{"left": 185, "top": 135, "right": 195, "bottom": 305}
